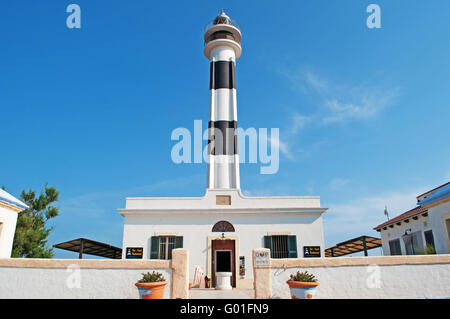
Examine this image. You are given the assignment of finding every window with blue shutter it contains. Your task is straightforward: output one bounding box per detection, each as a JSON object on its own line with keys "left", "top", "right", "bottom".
{"left": 150, "top": 235, "right": 183, "bottom": 260}
{"left": 264, "top": 235, "right": 298, "bottom": 258}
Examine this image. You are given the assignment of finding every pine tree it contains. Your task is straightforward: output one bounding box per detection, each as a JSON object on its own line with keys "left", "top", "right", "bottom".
{"left": 11, "top": 183, "right": 59, "bottom": 258}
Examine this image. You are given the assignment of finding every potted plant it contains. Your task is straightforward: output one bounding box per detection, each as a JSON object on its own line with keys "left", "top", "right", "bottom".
{"left": 135, "top": 271, "right": 167, "bottom": 299}
{"left": 286, "top": 270, "right": 319, "bottom": 299}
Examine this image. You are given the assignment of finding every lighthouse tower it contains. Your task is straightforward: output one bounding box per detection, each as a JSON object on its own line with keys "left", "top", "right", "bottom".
{"left": 204, "top": 10, "right": 242, "bottom": 190}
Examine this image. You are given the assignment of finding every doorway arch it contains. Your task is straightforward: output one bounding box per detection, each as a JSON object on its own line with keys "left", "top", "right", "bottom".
{"left": 212, "top": 220, "right": 235, "bottom": 232}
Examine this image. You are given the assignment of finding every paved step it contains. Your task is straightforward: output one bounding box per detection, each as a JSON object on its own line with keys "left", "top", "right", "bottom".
{"left": 189, "top": 288, "right": 254, "bottom": 299}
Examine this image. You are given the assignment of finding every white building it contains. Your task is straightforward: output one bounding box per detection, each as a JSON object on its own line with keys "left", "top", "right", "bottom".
{"left": 0, "top": 189, "right": 28, "bottom": 258}
{"left": 374, "top": 182, "right": 450, "bottom": 256}
{"left": 119, "top": 11, "right": 327, "bottom": 289}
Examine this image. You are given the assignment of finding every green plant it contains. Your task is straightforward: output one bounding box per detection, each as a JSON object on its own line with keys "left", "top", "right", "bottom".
{"left": 289, "top": 270, "right": 317, "bottom": 283}
{"left": 425, "top": 244, "right": 437, "bottom": 254}
{"left": 138, "top": 271, "right": 166, "bottom": 283}
{"left": 415, "top": 244, "right": 436, "bottom": 255}
{"left": 12, "top": 183, "right": 60, "bottom": 258}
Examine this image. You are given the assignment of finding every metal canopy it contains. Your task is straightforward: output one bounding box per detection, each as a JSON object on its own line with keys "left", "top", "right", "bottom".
{"left": 325, "top": 235, "right": 381, "bottom": 257}
{"left": 53, "top": 238, "right": 122, "bottom": 259}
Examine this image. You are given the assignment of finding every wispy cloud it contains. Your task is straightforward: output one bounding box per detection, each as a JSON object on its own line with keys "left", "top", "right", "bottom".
{"left": 275, "top": 67, "right": 401, "bottom": 161}
{"left": 322, "top": 185, "right": 430, "bottom": 246}
{"left": 49, "top": 174, "right": 204, "bottom": 249}
{"left": 328, "top": 178, "right": 351, "bottom": 191}
{"left": 282, "top": 67, "right": 400, "bottom": 125}
{"left": 290, "top": 112, "right": 310, "bottom": 135}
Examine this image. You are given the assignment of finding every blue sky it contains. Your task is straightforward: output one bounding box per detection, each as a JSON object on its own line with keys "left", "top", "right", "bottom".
{"left": 1, "top": 1, "right": 449, "bottom": 258}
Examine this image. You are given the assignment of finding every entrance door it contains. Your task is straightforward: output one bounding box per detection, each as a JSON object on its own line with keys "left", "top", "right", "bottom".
{"left": 212, "top": 239, "right": 235, "bottom": 287}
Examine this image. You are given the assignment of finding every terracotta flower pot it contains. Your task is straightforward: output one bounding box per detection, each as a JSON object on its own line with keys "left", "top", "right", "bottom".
{"left": 135, "top": 281, "right": 167, "bottom": 299}
{"left": 286, "top": 281, "right": 319, "bottom": 299}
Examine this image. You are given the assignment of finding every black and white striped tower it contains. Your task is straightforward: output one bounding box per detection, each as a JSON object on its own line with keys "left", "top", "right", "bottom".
{"left": 204, "top": 10, "right": 242, "bottom": 189}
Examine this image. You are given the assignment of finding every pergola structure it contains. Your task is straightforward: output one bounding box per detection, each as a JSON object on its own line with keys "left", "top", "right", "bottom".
{"left": 53, "top": 238, "right": 122, "bottom": 259}
{"left": 325, "top": 235, "right": 381, "bottom": 257}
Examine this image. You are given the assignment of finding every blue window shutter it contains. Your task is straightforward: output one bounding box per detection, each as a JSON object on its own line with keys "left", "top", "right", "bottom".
{"left": 150, "top": 236, "right": 159, "bottom": 259}
{"left": 264, "top": 235, "right": 273, "bottom": 257}
{"left": 175, "top": 236, "right": 183, "bottom": 249}
{"left": 288, "top": 235, "right": 298, "bottom": 258}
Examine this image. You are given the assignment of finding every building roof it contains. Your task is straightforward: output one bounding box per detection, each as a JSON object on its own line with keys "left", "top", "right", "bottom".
{"left": 417, "top": 182, "right": 450, "bottom": 207}
{"left": 374, "top": 182, "right": 449, "bottom": 232}
{"left": 119, "top": 189, "right": 327, "bottom": 216}
{"left": 0, "top": 189, "right": 28, "bottom": 211}
{"left": 53, "top": 238, "right": 122, "bottom": 259}
{"left": 416, "top": 181, "right": 450, "bottom": 202}
{"left": 373, "top": 205, "right": 428, "bottom": 231}
{"left": 325, "top": 235, "right": 381, "bottom": 257}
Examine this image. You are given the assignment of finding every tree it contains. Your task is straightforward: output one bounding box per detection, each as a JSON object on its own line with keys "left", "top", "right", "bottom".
{"left": 12, "top": 183, "right": 59, "bottom": 258}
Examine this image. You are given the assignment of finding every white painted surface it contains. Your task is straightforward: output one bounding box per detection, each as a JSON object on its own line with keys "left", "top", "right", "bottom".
{"left": 121, "top": 204, "right": 325, "bottom": 284}
{"left": 215, "top": 272, "right": 232, "bottom": 290}
{"left": 380, "top": 215, "right": 426, "bottom": 256}
{"left": 212, "top": 89, "right": 237, "bottom": 121}
{"left": 380, "top": 201, "right": 450, "bottom": 255}
{"left": 121, "top": 189, "right": 323, "bottom": 211}
{"left": 0, "top": 267, "right": 172, "bottom": 299}
{"left": 428, "top": 201, "right": 450, "bottom": 254}
{"left": 210, "top": 46, "right": 236, "bottom": 62}
{"left": 0, "top": 189, "right": 27, "bottom": 210}
{"left": 271, "top": 264, "right": 450, "bottom": 299}
{"left": 0, "top": 206, "right": 18, "bottom": 258}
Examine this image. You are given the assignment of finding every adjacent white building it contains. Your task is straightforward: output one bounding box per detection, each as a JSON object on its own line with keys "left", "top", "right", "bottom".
{"left": 0, "top": 189, "right": 27, "bottom": 258}
{"left": 374, "top": 182, "right": 450, "bottom": 256}
{"left": 119, "top": 11, "right": 327, "bottom": 288}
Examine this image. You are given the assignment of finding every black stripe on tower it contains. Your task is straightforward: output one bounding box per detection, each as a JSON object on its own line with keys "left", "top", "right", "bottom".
{"left": 208, "top": 121, "right": 238, "bottom": 155}
{"left": 210, "top": 61, "right": 235, "bottom": 89}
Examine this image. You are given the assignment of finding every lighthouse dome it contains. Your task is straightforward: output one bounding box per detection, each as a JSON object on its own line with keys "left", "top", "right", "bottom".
{"left": 213, "top": 10, "right": 232, "bottom": 25}
{"left": 204, "top": 10, "right": 242, "bottom": 60}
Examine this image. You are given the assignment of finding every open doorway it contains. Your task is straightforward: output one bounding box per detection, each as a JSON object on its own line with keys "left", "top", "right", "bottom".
{"left": 216, "top": 250, "right": 232, "bottom": 272}
{"left": 211, "top": 239, "right": 235, "bottom": 287}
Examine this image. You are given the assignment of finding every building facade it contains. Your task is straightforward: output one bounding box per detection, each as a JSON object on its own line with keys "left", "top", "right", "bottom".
{"left": 374, "top": 182, "right": 450, "bottom": 256}
{"left": 0, "top": 189, "right": 27, "bottom": 258}
{"left": 119, "top": 11, "right": 327, "bottom": 288}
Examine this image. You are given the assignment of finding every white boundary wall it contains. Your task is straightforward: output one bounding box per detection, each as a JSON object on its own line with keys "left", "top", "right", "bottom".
{"left": 252, "top": 249, "right": 450, "bottom": 299}
{"left": 271, "top": 263, "right": 450, "bottom": 299}
{"left": 0, "top": 266, "right": 172, "bottom": 299}
{"left": 0, "top": 251, "right": 190, "bottom": 299}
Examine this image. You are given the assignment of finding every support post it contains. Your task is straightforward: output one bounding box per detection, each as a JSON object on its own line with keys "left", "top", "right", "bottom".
{"left": 363, "top": 237, "right": 368, "bottom": 257}
{"left": 79, "top": 238, "right": 84, "bottom": 259}
{"left": 252, "top": 248, "right": 271, "bottom": 299}
{"left": 171, "top": 248, "right": 189, "bottom": 299}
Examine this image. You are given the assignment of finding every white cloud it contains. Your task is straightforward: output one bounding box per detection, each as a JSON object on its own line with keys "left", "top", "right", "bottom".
{"left": 290, "top": 112, "right": 310, "bottom": 134}
{"left": 282, "top": 68, "right": 400, "bottom": 125}
{"left": 329, "top": 178, "right": 350, "bottom": 191}
{"left": 322, "top": 185, "right": 430, "bottom": 247}
{"left": 274, "top": 67, "right": 400, "bottom": 161}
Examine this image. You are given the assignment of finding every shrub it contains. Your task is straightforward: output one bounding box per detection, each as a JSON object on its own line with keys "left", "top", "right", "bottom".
{"left": 289, "top": 270, "right": 317, "bottom": 282}
{"left": 138, "top": 271, "right": 166, "bottom": 283}
{"left": 415, "top": 244, "right": 436, "bottom": 255}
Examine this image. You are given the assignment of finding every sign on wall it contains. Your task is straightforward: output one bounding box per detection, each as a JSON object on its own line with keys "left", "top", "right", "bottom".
{"left": 303, "top": 246, "right": 321, "bottom": 258}
{"left": 254, "top": 251, "right": 270, "bottom": 266}
{"left": 126, "top": 247, "right": 143, "bottom": 259}
{"left": 239, "top": 256, "right": 245, "bottom": 277}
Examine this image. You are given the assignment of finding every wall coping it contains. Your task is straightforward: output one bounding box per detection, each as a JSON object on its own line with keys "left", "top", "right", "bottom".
{"left": 0, "top": 258, "right": 172, "bottom": 269}
{"left": 260, "top": 254, "right": 450, "bottom": 269}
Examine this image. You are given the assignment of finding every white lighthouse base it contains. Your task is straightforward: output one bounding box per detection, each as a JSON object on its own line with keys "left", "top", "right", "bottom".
{"left": 215, "top": 272, "right": 232, "bottom": 290}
